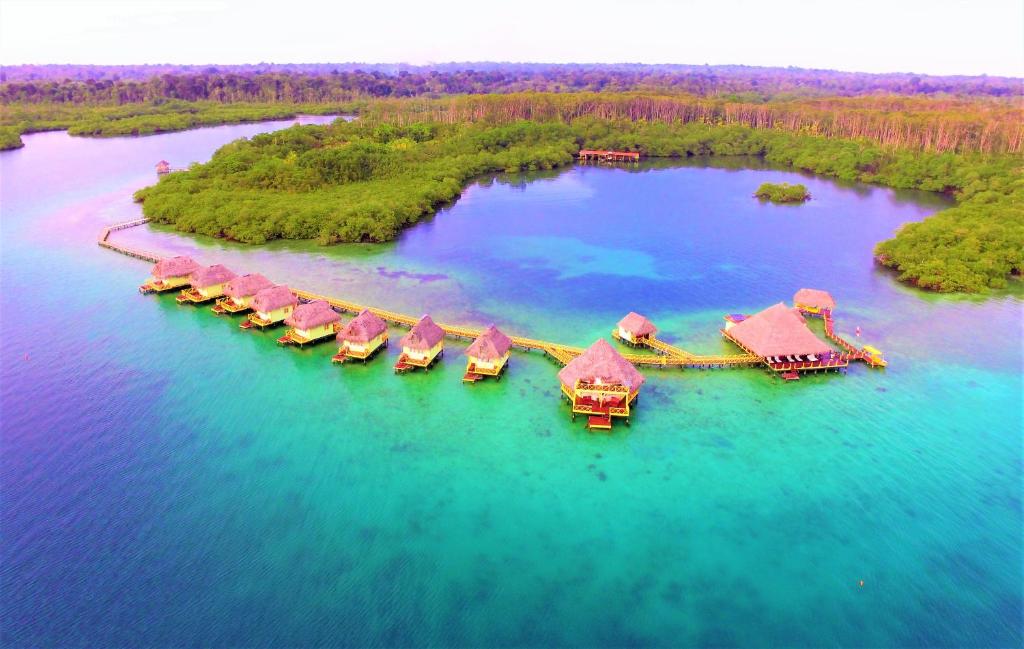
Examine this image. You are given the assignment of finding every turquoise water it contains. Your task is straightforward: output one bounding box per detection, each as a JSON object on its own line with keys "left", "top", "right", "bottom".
{"left": 1, "top": 121, "right": 1021, "bottom": 647}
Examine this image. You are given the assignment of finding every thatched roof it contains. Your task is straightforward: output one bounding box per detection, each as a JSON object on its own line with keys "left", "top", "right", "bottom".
{"left": 558, "top": 339, "right": 646, "bottom": 392}
{"left": 286, "top": 300, "right": 340, "bottom": 330}
{"left": 189, "top": 264, "right": 236, "bottom": 289}
{"left": 151, "top": 256, "right": 200, "bottom": 279}
{"left": 618, "top": 312, "right": 657, "bottom": 337}
{"left": 466, "top": 325, "right": 512, "bottom": 361}
{"left": 224, "top": 273, "right": 274, "bottom": 299}
{"left": 337, "top": 309, "right": 388, "bottom": 344}
{"left": 251, "top": 285, "right": 297, "bottom": 313}
{"left": 400, "top": 315, "right": 445, "bottom": 351}
{"left": 727, "top": 302, "right": 832, "bottom": 358}
{"left": 794, "top": 288, "right": 836, "bottom": 310}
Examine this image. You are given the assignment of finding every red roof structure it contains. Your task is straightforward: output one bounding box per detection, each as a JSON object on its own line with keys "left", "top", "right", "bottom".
{"left": 558, "top": 339, "right": 646, "bottom": 392}
{"left": 726, "top": 303, "right": 832, "bottom": 358}
{"left": 224, "top": 273, "right": 274, "bottom": 299}
{"left": 285, "top": 300, "right": 340, "bottom": 330}
{"left": 151, "top": 256, "right": 200, "bottom": 279}
{"left": 251, "top": 285, "right": 297, "bottom": 313}
{"left": 618, "top": 312, "right": 657, "bottom": 337}
{"left": 189, "top": 264, "right": 237, "bottom": 289}
{"left": 465, "top": 325, "right": 512, "bottom": 361}
{"left": 337, "top": 309, "right": 388, "bottom": 344}
{"left": 794, "top": 288, "right": 836, "bottom": 310}
{"left": 400, "top": 315, "right": 445, "bottom": 351}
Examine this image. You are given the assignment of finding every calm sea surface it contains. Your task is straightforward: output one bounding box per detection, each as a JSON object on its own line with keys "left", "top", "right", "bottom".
{"left": 1, "top": 119, "right": 1021, "bottom": 648}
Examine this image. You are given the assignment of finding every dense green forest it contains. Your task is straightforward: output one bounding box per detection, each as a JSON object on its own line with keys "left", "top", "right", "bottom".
{"left": 4, "top": 63, "right": 1020, "bottom": 97}
{"left": 754, "top": 182, "right": 810, "bottom": 203}
{"left": 0, "top": 101, "right": 357, "bottom": 150}
{"left": 135, "top": 114, "right": 1022, "bottom": 292}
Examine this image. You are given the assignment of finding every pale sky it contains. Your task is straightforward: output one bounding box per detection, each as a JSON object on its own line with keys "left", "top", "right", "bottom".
{"left": 1, "top": 0, "right": 1021, "bottom": 76}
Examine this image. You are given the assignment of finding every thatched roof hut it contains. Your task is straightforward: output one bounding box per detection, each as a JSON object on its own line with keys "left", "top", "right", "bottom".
{"left": 151, "top": 256, "right": 200, "bottom": 279}
{"left": 617, "top": 312, "right": 657, "bottom": 338}
{"left": 466, "top": 325, "right": 512, "bottom": 361}
{"left": 726, "top": 302, "right": 831, "bottom": 358}
{"left": 558, "top": 339, "right": 646, "bottom": 392}
{"left": 794, "top": 288, "right": 836, "bottom": 311}
{"left": 400, "top": 315, "right": 445, "bottom": 351}
{"left": 189, "top": 264, "right": 236, "bottom": 289}
{"left": 224, "top": 273, "right": 274, "bottom": 299}
{"left": 337, "top": 309, "right": 388, "bottom": 344}
{"left": 251, "top": 285, "right": 297, "bottom": 313}
{"left": 285, "top": 300, "right": 340, "bottom": 330}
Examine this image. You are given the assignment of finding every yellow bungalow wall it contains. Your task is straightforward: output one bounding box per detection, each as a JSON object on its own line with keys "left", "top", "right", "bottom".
{"left": 197, "top": 281, "right": 230, "bottom": 299}
{"left": 342, "top": 333, "right": 386, "bottom": 355}
{"left": 294, "top": 322, "right": 336, "bottom": 341}
{"left": 148, "top": 273, "right": 191, "bottom": 289}
{"left": 616, "top": 326, "right": 638, "bottom": 343}
{"left": 256, "top": 304, "right": 294, "bottom": 324}
{"left": 795, "top": 302, "right": 824, "bottom": 314}
{"left": 468, "top": 351, "right": 509, "bottom": 371}
{"left": 403, "top": 340, "right": 443, "bottom": 362}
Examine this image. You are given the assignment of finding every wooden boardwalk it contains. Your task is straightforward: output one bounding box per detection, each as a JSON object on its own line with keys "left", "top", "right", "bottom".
{"left": 96, "top": 217, "right": 873, "bottom": 371}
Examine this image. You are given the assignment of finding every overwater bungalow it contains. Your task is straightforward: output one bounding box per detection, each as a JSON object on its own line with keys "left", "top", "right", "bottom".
{"left": 722, "top": 302, "right": 840, "bottom": 375}
{"left": 243, "top": 285, "right": 298, "bottom": 329}
{"left": 395, "top": 315, "right": 445, "bottom": 373}
{"left": 213, "top": 273, "right": 274, "bottom": 314}
{"left": 558, "top": 339, "right": 645, "bottom": 431}
{"left": 613, "top": 312, "right": 657, "bottom": 346}
{"left": 139, "top": 256, "right": 200, "bottom": 294}
{"left": 278, "top": 300, "right": 340, "bottom": 346}
{"left": 463, "top": 325, "right": 512, "bottom": 382}
{"left": 333, "top": 309, "right": 389, "bottom": 363}
{"left": 177, "top": 264, "right": 237, "bottom": 304}
{"left": 793, "top": 288, "right": 836, "bottom": 318}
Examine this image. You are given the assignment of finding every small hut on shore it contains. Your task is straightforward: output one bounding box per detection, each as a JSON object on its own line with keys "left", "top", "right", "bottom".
{"left": 395, "top": 315, "right": 445, "bottom": 372}
{"left": 156, "top": 160, "right": 170, "bottom": 175}
{"left": 280, "top": 300, "right": 340, "bottom": 345}
{"left": 177, "top": 264, "right": 237, "bottom": 304}
{"left": 793, "top": 288, "right": 836, "bottom": 317}
{"left": 463, "top": 325, "right": 512, "bottom": 382}
{"left": 333, "top": 309, "right": 389, "bottom": 363}
{"left": 558, "top": 339, "right": 645, "bottom": 430}
{"left": 615, "top": 312, "right": 657, "bottom": 345}
{"left": 245, "top": 285, "right": 297, "bottom": 329}
{"left": 722, "top": 302, "right": 833, "bottom": 367}
{"left": 214, "top": 273, "right": 274, "bottom": 314}
{"left": 140, "top": 256, "right": 200, "bottom": 293}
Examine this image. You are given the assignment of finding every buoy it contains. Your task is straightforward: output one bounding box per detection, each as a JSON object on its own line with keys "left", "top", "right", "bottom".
{"left": 858, "top": 580, "right": 864, "bottom": 587}
{"left": 855, "top": 326, "right": 862, "bottom": 337}
{"left": 24, "top": 353, "right": 29, "bottom": 361}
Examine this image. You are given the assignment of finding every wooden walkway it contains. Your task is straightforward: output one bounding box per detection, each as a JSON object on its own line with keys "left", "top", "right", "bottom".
{"left": 96, "top": 217, "right": 867, "bottom": 371}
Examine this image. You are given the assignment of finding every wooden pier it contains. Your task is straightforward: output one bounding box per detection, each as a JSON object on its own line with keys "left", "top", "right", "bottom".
{"left": 578, "top": 149, "right": 640, "bottom": 163}
{"left": 99, "top": 217, "right": 885, "bottom": 373}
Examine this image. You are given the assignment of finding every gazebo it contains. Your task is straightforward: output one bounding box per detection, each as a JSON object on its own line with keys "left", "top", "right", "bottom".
{"left": 333, "top": 309, "right": 389, "bottom": 363}
{"left": 279, "top": 300, "right": 340, "bottom": 346}
{"left": 244, "top": 285, "right": 297, "bottom": 329}
{"left": 463, "top": 325, "right": 512, "bottom": 382}
{"left": 557, "top": 339, "right": 646, "bottom": 430}
{"left": 214, "top": 273, "right": 273, "bottom": 314}
{"left": 139, "top": 256, "right": 201, "bottom": 293}
{"left": 395, "top": 315, "right": 445, "bottom": 373}
{"left": 177, "top": 264, "right": 237, "bottom": 304}
{"left": 793, "top": 288, "right": 836, "bottom": 317}
{"left": 614, "top": 311, "right": 657, "bottom": 345}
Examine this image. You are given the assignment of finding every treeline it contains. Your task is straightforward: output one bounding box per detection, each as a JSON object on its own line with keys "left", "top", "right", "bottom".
{"left": 3, "top": 63, "right": 1020, "bottom": 98}
{"left": 0, "top": 100, "right": 358, "bottom": 149}
{"left": 365, "top": 93, "right": 1023, "bottom": 154}
{"left": 135, "top": 116, "right": 1022, "bottom": 292}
